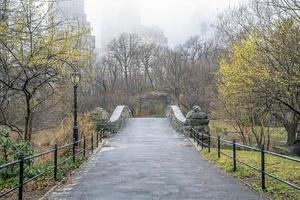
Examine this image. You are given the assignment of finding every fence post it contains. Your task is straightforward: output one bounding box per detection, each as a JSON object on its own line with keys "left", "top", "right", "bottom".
{"left": 96, "top": 132, "right": 99, "bottom": 148}
{"left": 83, "top": 136, "right": 86, "bottom": 157}
{"left": 54, "top": 144, "right": 58, "bottom": 181}
{"left": 233, "top": 139, "right": 236, "bottom": 171}
{"left": 91, "top": 134, "right": 94, "bottom": 153}
{"left": 100, "top": 131, "right": 103, "bottom": 142}
{"left": 193, "top": 129, "right": 196, "bottom": 143}
{"left": 72, "top": 138, "right": 76, "bottom": 163}
{"left": 196, "top": 131, "right": 199, "bottom": 146}
{"left": 208, "top": 134, "right": 211, "bottom": 153}
{"left": 261, "top": 144, "right": 266, "bottom": 190}
{"left": 217, "top": 135, "right": 221, "bottom": 158}
{"left": 18, "top": 156, "right": 24, "bottom": 200}
{"left": 201, "top": 133, "right": 204, "bottom": 150}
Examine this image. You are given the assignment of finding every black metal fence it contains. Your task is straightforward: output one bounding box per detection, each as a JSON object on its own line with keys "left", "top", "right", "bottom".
{"left": 0, "top": 131, "right": 104, "bottom": 200}
{"left": 190, "top": 128, "right": 300, "bottom": 191}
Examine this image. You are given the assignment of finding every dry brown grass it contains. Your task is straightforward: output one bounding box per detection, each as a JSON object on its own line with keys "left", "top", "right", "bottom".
{"left": 32, "top": 113, "right": 96, "bottom": 153}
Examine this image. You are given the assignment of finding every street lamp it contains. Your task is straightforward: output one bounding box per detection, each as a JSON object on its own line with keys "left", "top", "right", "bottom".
{"left": 71, "top": 71, "right": 81, "bottom": 146}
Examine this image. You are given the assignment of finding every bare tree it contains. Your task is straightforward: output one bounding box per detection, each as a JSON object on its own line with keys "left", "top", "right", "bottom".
{"left": 138, "top": 43, "right": 157, "bottom": 88}
{"left": 0, "top": 0, "right": 88, "bottom": 141}
{"left": 106, "top": 33, "right": 140, "bottom": 93}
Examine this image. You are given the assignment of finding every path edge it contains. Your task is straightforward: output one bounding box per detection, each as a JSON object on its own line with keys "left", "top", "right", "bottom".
{"left": 187, "top": 136, "right": 271, "bottom": 200}
{"left": 39, "top": 138, "right": 108, "bottom": 200}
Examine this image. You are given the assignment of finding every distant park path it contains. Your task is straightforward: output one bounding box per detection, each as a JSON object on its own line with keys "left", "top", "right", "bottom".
{"left": 47, "top": 118, "right": 263, "bottom": 200}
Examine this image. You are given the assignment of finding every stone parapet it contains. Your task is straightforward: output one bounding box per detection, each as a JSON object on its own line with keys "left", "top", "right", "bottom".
{"left": 109, "top": 105, "right": 132, "bottom": 132}
{"left": 166, "top": 105, "right": 209, "bottom": 137}
{"left": 166, "top": 105, "right": 189, "bottom": 135}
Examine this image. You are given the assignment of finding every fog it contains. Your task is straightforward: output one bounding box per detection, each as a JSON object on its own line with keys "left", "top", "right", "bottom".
{"left": 85, "top": 0, "right": 247, "bottom": 48}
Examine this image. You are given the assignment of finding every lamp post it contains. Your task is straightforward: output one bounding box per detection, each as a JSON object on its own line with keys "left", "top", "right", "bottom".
{"left": 71, "top": 71, "right": 81, "bottom": 146}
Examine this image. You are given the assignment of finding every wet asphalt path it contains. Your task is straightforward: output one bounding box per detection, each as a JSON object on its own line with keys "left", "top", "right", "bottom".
{"left": 47, "top": 118, "right": 263, "bottom": 200}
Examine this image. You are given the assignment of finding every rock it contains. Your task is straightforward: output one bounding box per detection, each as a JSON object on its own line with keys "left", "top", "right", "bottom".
{"left": 191, "top": 112, "right": 208, "bottom": 119}
{"left": 189, "top": 118, "right": 209, "bottom": 125}
{"left": 185, "top": 106, "right": 210, "bottom": 135}
{"left": 186, "top": 111, "right": 193, "bottom": 119}
{"left": 90, "top": 107, "right": 110, "bottom": 131}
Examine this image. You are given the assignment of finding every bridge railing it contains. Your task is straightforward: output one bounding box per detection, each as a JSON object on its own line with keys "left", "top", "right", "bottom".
{"left": 109, "top": 105, "right": 132, "bottom": 132}
{"left": 0, "top": 131, "right": 105, "bottom": 200}
{"left": 189, "top": 128, "right": 300, "bottom": 191}
{"left": 166, "top": 105, "right": 188, "bottom": 134}
{"left": 166, "top": 105, "right": 186, "bottom": 124}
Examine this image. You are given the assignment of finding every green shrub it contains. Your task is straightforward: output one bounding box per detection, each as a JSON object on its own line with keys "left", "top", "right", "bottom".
{"left": 0, "top": 129, "right": 34, "bottom": 179}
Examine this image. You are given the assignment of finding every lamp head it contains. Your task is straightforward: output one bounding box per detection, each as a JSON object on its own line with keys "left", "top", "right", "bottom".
{"left": 71, "top": 71, "right": 81, "bottom": 86}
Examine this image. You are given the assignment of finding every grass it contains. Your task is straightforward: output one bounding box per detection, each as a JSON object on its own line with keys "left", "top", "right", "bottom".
{"left": 0, "top": 113, "right": 99, "bottom": 199}
{"left": 210, "top": 120, "right": 287, "bottom": 140}
{"left": 0, "top": 150, "right": 91, "bottom": 200}
{"left": 200, "top": 147, "right": 300, "bottom": 200}
{"left": 0, "top": 151, "right": 86, "bottom": 187}
{"left": 32, "top": 114, "right": 96, "bottom": 152}
{"left": 209, "top": 120, "right": 288, "bottom": 152}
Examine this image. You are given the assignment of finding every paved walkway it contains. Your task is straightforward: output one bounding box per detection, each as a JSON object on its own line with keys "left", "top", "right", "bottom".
{"left": 47, "top": 118, "right": 263, "bottom": 200}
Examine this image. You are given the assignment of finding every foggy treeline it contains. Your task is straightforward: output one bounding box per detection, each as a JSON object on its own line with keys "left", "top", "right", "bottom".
{"left": 86, "top": 33, "right": 218, "bottom": 113}
{"left": 84, "top": 0, "right": 300, "bottom": 152}
{"left": 0, "top": 0, "right": 300, "bottom": 154}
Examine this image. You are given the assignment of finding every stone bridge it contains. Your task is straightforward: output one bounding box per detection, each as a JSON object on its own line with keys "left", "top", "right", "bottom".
{"left": 46, "top": 105, "right": 264, "bottom": 200}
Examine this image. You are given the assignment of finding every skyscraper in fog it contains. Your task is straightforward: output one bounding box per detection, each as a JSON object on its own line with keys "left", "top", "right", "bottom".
{"left": 0, "top": 0, "right": 9, "bottom": 22}
{"left": 55, "top": 0, "right": 86, "bottom": 23}
{"left": 100, "top": 0, "right": 167, "bottom": 50}
{"left": 100, "top": 0, "right": 141, "bottom": 49}
{"left": 54, "top": 0, "right": 96, "bottom": 53}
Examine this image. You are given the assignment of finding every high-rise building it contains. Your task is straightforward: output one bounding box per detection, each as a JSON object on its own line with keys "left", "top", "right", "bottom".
{"left": 100, "top": 0, "right": 167, "bottom": 50}
{"left": 0, "top": 0, "right": 9, "bottom": 22}
{"left": 54, "top": 0, "right": 86, "bottom": 24}
{"left": 100, "top": 0, "right": 141, "bottom": 49}
{"left": 134, "top": 25, "right": 168, "bottom": 46}
{"left": 53, "top": 0, "right": 96, "bottom": 55}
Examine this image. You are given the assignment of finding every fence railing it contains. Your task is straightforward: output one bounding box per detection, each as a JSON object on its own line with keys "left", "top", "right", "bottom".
{"left": 190, "top": 128, "right": 300, "bottom": 191}
{"left": 0, "top": 131, "right": 105, "bottom": 200}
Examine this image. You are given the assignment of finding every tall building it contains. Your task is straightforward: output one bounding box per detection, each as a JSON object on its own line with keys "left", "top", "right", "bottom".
{"left": 100, "top": 0, "right": 167, "bottom": 50}
{"left": 0, "top": 0, "right": 9, "bottom": 22}
{"left": 54, "top": 0, "right": 86, "bottom": 24}
{"left": 134, "top": 25, "right": 168, "bottom": 46}
{"left": 100, "top": 0, "right": 141, "bottom": 49}
{"left": 53, "top": 0, "right": 96, "bottom": 54}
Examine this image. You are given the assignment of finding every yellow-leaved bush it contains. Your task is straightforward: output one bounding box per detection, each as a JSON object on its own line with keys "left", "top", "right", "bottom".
{"left": 218, "top": 36, "right": 270, "bottom": 108}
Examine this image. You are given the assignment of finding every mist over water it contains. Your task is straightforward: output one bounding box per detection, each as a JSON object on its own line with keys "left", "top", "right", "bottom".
{"left": 85, "top": 0, "right": 247, "bottom": 48}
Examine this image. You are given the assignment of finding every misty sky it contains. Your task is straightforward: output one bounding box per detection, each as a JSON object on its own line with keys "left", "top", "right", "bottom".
{"left": 85, "top": 0, "right": 247, "bottom": 47}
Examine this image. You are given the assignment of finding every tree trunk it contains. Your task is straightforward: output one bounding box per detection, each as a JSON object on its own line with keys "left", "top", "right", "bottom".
{"left": 124, "top": 65, "right": 129, "bottom": 92}
{"left": 283, "top": 122, "right": 297, "bottom": 145}
{"left": 273, "top": 112, "right": 299, "bottom": 146}
{"left": 24, "top": 95, "right": 32, "bottom": 141}
{"left": 28, "top": 112, "right": 33, "bottom": 141}
{"left": 174, "top": 87, "right": 180, "bottom": 106}
{"left": 145, "top": 65, "right": 154, "bottom": 88}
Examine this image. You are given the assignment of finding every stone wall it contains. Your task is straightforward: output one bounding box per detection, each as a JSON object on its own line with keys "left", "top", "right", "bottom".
{"left": 166, "top": 105, "right": 189, "bottom": 135}
{"left": 109, "top": 105, "right": 132, "bottom": 132}
{"left": 166, "top": 105, "right": 210, "bottom": 137}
